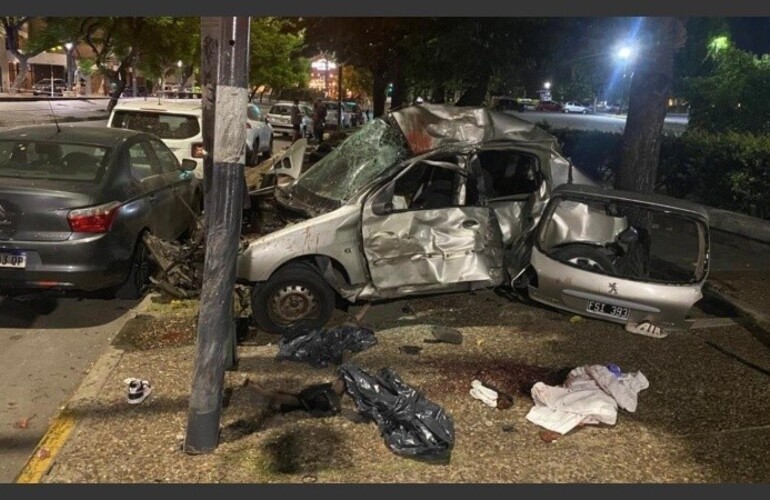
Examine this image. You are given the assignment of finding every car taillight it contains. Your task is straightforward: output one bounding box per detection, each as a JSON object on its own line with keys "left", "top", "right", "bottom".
{"left": 68, "top": 201, "right": 121, "bottom": 233}
{"left": 191, "top": 143, "right": 205, "bottom": 158}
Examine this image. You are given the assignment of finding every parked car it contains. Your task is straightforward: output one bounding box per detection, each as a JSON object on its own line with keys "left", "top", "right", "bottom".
{"left": 322, "top": 101, "right": 351, "bottom": 129}
{"left": 344, "top": 102, "right": 365, "bottom": 126}
{"left": 246, "top": 103, "right": 274, "bottom": 165}
{"left": 32, "top": 78, "right": 67, "bottom": 96}
{"left": 237, "top": 104, "right": 710, "bottom": 335}
{"left": 108, "top": 99, "right": 273, "bottom": 177}
{"left": 0, "top": 125, "right": 201, "bottom": 298}
{"left": 535, "top": 100, "right": 563, "bottom": 112}
{"left": 120, "top": 86, "right": 149, "bottom": 98}
{"left": 265, "top": 101, "right": 314, "bottom": 138}
{"left": 563, "top": 102, "right": 590, "bottom": 114}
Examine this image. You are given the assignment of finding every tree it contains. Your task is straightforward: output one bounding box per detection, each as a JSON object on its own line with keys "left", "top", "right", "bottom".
{"left": 1, "top": 17, "right": 75, "bottom": 91}
{"left": 136, "top": 18, "right": 200, "bottom": 93}
{"left": 249, "top": 18, "right": 308, "bottom": 101}
{"left": 683, "top": 41, "right": 770, "bottom": 135}
{"left": 614, "top": 18, "right": 686, "bottom": 279}
{"left": 304, "top": 18, "right": 412, "bottom": 117}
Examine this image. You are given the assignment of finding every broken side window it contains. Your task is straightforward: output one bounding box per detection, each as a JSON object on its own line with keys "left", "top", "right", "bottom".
{"left": 476, "top": 150, "right": 542, "bottom": 199}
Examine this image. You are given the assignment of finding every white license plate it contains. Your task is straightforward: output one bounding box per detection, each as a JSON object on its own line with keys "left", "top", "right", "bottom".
{"left": 0, "top": 251, "right": 26, "bottom": 268}
{"left": 586, "top": 300, "right": 629, "bottom": 320}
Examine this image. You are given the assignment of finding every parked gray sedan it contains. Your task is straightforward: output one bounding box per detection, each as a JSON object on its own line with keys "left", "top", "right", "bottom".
{"left": 0, "top": 125, "right": 201, "bottom": 298}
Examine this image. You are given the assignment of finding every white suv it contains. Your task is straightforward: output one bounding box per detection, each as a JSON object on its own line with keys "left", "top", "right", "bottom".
{"left": 108, "top": 100, "right": 273, "bottom": 178}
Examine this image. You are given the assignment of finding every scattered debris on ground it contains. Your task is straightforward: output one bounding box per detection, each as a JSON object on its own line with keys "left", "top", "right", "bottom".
{"left": 526, "top": 364, "right": 649, "bottom": 435}
{"left": 276, "top": 325, "right": 378, "bottom": 368}
{"left": 112, "top": 313, "right": 197, "bottom": 351}
{"left": 339, "top": 363, "right": 455, "bottom": 461}
{"left": 144, "top": 224, "right": 205, "bottom": 299}
{"left": 428, "top": 325, "right": 463, "bottom": 345}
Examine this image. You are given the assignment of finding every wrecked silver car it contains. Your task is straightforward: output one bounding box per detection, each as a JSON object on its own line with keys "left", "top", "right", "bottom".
{"left": 237, "top": 104, "right": 589, "bottom": 333}
{"left": 236, "top": 104, "right": 709, "bottom": 335}
{"left": 527, "top": 184, "right": 710, "bottom": 330}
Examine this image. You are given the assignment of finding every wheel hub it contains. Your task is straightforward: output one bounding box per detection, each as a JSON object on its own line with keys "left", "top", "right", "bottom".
{"left": 269, "top": 285, "right": 318, "bottom": 325}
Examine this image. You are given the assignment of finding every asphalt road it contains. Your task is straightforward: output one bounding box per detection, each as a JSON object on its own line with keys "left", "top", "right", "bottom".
{"left": 507, "top": 110, "right": 689, "bottom": 135}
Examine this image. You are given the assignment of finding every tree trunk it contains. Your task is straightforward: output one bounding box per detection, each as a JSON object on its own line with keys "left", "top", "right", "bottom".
{"left": 455, "top": 69, "right": 491, "bottom": 106}
{"left": 615, "top": 18, "right": 686, "bottom": 194}
{"left": 614, "top": 18, "right": 686, "bottom": 280}
{"left": 372, "top": 67, "right": 387, "bottom": 118}
{"left": 10, "top": 53, "right": 29, "bottom": 91}
{"left": 431, "top": 83, "right": 446, "bottom": 104}
{"left": 390, "top": 56, "right": 408, "bottom": 109}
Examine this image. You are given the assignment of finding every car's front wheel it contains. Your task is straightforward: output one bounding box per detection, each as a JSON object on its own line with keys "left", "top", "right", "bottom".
{"left": 250, "top": 262, "right": 336, "bottom": 335}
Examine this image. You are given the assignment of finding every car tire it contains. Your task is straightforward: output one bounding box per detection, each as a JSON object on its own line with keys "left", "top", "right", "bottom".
{"left": 262, "top": 138, "right": 273, "bottom": 160}
{"left": 549, "top": 243, "right": 615, "bottom": 273}
{"left": 246, "top": 139, "right": 259, "bottom": 166}
{"left": 115, "top": 235, "right": 153, "bottom": 300}
{"left": 250, "top": 262, "right": 336, "bottom": 335}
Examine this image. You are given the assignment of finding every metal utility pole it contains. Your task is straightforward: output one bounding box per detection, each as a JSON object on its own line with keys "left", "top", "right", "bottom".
{"left": 337, "top": 64, "right": 343, "bottom": 129}
{"left": 184, "top": 16, "right": 250, "bottom": 455}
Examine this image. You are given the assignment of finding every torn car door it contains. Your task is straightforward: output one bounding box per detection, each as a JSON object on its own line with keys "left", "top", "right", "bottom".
{"left": 361, "top": 158, "right": 504, "bottom": 295}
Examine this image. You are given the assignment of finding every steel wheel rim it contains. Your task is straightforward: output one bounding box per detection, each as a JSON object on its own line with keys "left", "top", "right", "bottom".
{"left": 268, "top": 284, "right": 319, "bottom": 326}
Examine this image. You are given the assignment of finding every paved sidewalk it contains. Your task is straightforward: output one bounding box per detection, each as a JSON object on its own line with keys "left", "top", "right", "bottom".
{"left": 0, "top": 99, "right": 110, "bottom": 127}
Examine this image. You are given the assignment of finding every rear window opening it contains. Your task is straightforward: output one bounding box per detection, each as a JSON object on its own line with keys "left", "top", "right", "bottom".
{"left": 538, "top": 197, "right": 709, "bottom": 284}
{"left": 110, "top": 110, "right": 200, "bottom": 140}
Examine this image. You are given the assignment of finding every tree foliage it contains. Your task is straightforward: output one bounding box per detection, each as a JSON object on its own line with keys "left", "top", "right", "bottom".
{"left": 684, "top": 41, "right": 770, "bottom": 135}
{"left": 249, "top": 18, "right": 309, "bottom": 97}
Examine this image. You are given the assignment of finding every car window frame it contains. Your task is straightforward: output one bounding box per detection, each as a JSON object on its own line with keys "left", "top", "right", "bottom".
{"left": 148, "top": 138, "right": 181, "bottom": 174}
{"left": 126, "top": 139, "right": 162, "bottom": 181}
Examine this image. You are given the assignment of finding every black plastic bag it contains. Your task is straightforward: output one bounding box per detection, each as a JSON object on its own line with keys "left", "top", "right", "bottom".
{"left": 276, "top": 325, "right": 378, "bottom": 368}
{"left": 338, "top": 363, "right": 455, "bottom": 461}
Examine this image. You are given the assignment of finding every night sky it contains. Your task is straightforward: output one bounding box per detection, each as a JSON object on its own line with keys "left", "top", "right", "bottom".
{"left": 726, "top": 18, "right": 770, "bottom": 54}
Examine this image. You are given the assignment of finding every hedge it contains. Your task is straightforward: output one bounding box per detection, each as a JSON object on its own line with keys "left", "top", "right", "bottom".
{"left": 538, "top": 123, "right": 770, "bottom": 220}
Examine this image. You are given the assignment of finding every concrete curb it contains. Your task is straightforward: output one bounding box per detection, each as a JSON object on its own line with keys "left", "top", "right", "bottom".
{"left": 13, "top": 294, "right": 156, "bottom": 483}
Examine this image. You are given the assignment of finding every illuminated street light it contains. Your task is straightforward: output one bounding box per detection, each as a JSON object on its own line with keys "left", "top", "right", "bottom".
{"left": 64, "top": 42, "right": 74, "bottom": 91}
{"left": 544, "top": 81, "right": 551, "bottom": 90}
{"left": 618, "top": 46, "right": 632, "bottom": 60}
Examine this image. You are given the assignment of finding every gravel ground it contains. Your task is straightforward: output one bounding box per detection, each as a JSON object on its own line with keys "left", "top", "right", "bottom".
{"left": 43, "top": 289, "right": 770, "bottom": 483}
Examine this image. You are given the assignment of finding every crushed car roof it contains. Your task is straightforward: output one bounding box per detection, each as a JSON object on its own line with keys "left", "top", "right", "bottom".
{"left": 389, "top": 104, "right": 560, "bottom": 155}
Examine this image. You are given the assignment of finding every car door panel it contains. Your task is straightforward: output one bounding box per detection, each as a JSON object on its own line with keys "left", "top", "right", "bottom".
{"left": 361, "top": 161, "right": 504, "bottom": 293}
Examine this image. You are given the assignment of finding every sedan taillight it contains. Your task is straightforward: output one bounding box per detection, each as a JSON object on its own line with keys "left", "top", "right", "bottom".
{"left": 68, "top": 201, "right": 122, "bottom": 233}
{"left": 191, "top": 143, "right": 205, "bottom": 158}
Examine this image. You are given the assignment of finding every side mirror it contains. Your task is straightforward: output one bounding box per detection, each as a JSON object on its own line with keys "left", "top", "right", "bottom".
{"left": 180, "top": 159, "right": 198, "bottom": 172}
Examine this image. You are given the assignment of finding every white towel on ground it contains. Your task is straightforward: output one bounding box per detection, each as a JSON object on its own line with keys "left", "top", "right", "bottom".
{"left": 526, "top": 365, "right": 649, "bottom": 435}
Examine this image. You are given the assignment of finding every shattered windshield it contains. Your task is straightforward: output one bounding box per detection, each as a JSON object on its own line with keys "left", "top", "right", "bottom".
{"left": 293, "top": 119, "right": 409, "bottom": 203}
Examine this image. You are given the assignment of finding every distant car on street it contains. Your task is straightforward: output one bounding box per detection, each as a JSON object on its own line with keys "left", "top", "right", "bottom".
{"left": 563, "top": 102, "right": 591, "bottom": 114}
{"left": 265, "top": 101, "right": 314, "bottom": 138}
{"left": 535, "top": 100, "right": 563, "bottom": 112}
{"left": 0, "top": 125, "right": 202, "bottom": 298}
{"left": 322, "top": 101, "right": 351, "bottom": 129}
{"left": 32, "top": 78, "right": 67, "bottom": 96}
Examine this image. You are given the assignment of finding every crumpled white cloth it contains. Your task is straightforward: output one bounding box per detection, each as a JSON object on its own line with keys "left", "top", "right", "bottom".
{"left": 525, "top": 365, "right": 649, "bottom": 435}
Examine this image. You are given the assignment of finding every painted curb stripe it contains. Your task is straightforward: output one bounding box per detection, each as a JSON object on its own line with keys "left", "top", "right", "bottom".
{"left": 15, "top": 410, "right": 76, "bottom": 483}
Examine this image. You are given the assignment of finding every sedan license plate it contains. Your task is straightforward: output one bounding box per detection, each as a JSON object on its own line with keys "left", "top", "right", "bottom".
{"left": 586, "top": 300, "right": 629, "bottom": 320}
{"left": 0, "top": 251, "right": 26, "bottom": 268}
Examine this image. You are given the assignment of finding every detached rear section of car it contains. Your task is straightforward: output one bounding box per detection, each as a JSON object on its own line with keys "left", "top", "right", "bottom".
{"left": 525, "top": 184, "right": 710, "bottom": 330}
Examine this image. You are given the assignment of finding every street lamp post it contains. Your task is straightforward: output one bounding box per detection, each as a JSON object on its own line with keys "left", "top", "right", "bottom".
{"left": 177, "top": 60, "right": 183, "bottom": 98}
{"left": 64, "top": 43, "right": 74, "bottom": 92}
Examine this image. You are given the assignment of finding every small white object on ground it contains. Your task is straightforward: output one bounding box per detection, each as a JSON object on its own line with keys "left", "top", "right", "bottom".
{"left": 470, "top": 379, "right": 498, "bottom": 408}
{"left": 124, "top": 377, "right": 153, "bottom": 405}
{"left": 625, "top": 321, "right": 668, "bottom": 338}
